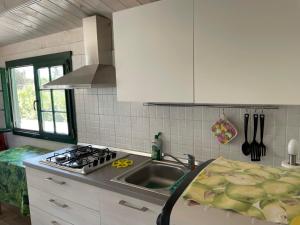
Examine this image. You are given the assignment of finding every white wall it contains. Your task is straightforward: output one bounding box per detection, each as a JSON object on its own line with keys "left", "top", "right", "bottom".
{"left": 0, "top": 27, "right": 299, "bottom": 166}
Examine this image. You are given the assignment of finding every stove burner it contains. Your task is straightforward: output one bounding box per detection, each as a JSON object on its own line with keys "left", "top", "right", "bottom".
{"left": 42, "top": 145, "right": 126, "bottom": 174}
{"left": 55, "top": 154, "right": 67, "bottom": 163}
{"left": 68, "top": 159, "right": 84, "bottom": 168}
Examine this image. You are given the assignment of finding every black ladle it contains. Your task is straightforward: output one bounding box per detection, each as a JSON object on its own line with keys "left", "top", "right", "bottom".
{"left": 242, "top": 113, "right": 250, "bottom": 156}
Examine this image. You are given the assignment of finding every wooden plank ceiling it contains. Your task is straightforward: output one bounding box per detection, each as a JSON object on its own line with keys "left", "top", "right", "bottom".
{"left": 0, "top": 0, "right": 158, "bottom": 46}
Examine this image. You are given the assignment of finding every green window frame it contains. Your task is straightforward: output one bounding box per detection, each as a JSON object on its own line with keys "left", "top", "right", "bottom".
{"left": 5, "top": 52, "right": 77, "bottom": 144}
{"left": 0, "top": 68, "right": 12, "bottom": 131}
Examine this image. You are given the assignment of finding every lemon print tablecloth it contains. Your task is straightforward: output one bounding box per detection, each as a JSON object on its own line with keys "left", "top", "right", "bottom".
{"left": 182, "top": 157, "right": 300, "bottom": 225}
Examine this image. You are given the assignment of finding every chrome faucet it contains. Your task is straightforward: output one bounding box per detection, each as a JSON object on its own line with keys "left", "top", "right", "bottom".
{"left": 163, "top": 153, "right": 195, "bottom": 170}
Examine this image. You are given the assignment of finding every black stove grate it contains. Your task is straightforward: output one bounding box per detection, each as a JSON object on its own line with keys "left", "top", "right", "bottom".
{"left": 46, "top": 145, "right": 113, "bottom": 169}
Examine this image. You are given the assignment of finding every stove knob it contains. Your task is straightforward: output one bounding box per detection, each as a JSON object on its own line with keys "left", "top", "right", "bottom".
{"left": 112, "top": 152, "right": 117, "bottom": 159}
{"left": 99, "top": 157, "right": 105, "bottom": 164}
{"left": 93, "top": 160, "right": 98, "bottom": 167}
{"left": 106, "top": 155, "right": 111, "bottom": 161}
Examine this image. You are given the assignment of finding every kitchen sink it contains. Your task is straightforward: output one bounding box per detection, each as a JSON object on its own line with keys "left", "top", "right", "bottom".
{"left": 111, "top": 160, "right": 189, "bottom": 196}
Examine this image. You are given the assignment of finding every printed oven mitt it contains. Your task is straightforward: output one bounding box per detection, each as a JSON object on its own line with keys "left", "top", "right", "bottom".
{"left": 211, "top": 115, "right": 238, "bottom": 144}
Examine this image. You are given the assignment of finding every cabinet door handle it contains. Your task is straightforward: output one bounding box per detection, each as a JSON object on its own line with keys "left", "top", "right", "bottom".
{"left": 45, "top": 177, "right": 66, "bottom": 185}
{"left": 118, "top": 200, "right": 149, "bottom": 212}
{"left": 49, "top": 199, "right": 68, "bottom": 208}
{"left": 51, "top": 221, "right": 60, "bottom": 225}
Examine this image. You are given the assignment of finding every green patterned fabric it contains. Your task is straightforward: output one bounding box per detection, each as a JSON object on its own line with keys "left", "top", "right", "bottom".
{"left": 183, "top": 157, "right": 300, "bottom": 225}
{"left": 0, "top": 145, "right": 49, "bottom": 216}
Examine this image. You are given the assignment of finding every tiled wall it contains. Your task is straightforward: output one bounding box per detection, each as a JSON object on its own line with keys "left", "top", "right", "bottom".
{"left": 0, "top": 27, "right": 299, "bottom": 166}
{"left": 75, "top": 87, "right": 300, "bottom": 167}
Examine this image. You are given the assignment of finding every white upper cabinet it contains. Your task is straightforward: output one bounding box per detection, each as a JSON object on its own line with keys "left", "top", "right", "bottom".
{"left": 113, "top": 0, "right": 194, "bottom": 103}
{"left": 194, "top": 0, "right": 300, "bottom": 105}
{"left": 114, "top": 0, "right": 300, "bottom": 105}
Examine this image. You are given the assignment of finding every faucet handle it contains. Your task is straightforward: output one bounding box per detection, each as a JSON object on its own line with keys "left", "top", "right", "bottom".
{"left": 184, "top": 154, "right": 195, "bottom": 170}
{"left": 184, "top": 154, "right": 195, "bottom": 159}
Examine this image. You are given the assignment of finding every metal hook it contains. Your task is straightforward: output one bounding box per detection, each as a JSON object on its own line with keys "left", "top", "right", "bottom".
{"left": 221, "top": 108, "right": 225, "bottom": 119}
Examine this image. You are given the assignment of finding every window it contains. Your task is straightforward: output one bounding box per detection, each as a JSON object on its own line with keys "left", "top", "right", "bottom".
{"left": 6, "top": 52, "right": 77, "bottom": 143}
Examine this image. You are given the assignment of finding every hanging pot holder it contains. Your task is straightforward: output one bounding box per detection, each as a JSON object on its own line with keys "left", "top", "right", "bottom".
{"left": 211, "top": 113, "right": 238, "bottom": 144}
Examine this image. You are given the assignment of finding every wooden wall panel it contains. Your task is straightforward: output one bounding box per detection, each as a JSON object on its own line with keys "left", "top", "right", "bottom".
{"left": 0, "top": 0, "right": 159, "bottom": 46}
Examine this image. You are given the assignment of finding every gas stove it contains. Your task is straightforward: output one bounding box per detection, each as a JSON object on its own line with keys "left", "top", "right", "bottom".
{"left": 40, "top": 145, "right": 128, "bottom": 174}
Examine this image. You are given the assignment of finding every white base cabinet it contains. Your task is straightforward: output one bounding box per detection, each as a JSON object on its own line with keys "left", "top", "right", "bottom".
{"left": 26, "top": 167, "right": 100, "bottom": 210}
{"left": 26, "top": 167, "right": 101, "bottom": 225}
{"left": 28, "top": 186, "right": 101, "bottom": 225}
{"left": 26, "top": 168, "right": 162, "bottom": 225}
{"left": 100, "top": 189, "right": 162, "bottom": 225}
{"left": 30, "top": 206, "right": 72, "bottom": 225}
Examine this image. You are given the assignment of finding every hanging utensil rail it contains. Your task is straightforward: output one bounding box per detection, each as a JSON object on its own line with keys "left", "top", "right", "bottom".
{"left": 144, "top": 103, "right": 279, "bottom": 110}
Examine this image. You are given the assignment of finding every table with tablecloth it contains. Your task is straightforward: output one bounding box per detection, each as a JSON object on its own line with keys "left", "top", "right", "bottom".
{"left": 158, "top": 157, "right": 300, "bottom": 225}
{"left": 0, "top": 145, "right": 49, "bottom": 216}
{"left": 180, "top": 157, "right": 300, "bottom": 225}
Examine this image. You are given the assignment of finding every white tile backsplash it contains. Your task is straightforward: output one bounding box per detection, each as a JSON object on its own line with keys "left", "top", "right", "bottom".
{"left": 98, "top": 95, "right": 115, "bottom": 115}
{"left": 75, "top": 88, "right": 300, "bottom": 166}
{"left": 130, "top": 103, "right": 149, "bottom": 118}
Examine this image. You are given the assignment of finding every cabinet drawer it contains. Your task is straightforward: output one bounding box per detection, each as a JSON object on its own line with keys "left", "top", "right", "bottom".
{"left": 26, "top": 167, "right": 100, "bottom": 210}
{"left": 30, "top": 206, "right": 72, "bottom": 225}
{"left": 28, "top": 186, "right": 100, "bottom": 225}
{"left": 100, "top": 189, "right": 162, "bottom": 225}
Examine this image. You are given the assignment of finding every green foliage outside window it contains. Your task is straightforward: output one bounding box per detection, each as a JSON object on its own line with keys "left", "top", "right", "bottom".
{"left": 17, "top": 85, "right": 36, "bottom": 120}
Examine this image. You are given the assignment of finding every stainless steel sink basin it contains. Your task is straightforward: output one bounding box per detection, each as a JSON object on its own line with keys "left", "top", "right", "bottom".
{"left": 111, "top": 160, "right": 189, "bottom": 196}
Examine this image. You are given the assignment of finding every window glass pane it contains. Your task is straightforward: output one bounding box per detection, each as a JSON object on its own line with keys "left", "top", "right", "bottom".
{"left": 40, "top": 90, "right": 52, "bottom": 111}
{"left": 42, "top": 112, "right": 54, "bottom": 133}
{"left": 38, "top": 67, "right": 50, "bottom": 88}
{"left": 11, "top": 66, "right": 39, "bottom": 131}
{"left": 53, "top": 90, "right": 66, "bottom": 112}
{"left": 55, "top": 113, "right": 68, "bottom": 134}
{"left": 51, "top": 66, "right": 64, "bottom": 80}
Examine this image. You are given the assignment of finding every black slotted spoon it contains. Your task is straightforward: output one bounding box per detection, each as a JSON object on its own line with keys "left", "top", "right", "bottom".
{"left": 242, "top": 113, "right": 251, "bottom": 156}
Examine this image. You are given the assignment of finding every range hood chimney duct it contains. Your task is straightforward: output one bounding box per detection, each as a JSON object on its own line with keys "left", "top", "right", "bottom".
{"left": 44, "top": 15, "right": 116, "bottom": 89}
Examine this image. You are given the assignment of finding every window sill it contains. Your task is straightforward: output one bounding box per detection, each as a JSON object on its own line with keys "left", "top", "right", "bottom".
{"left": 0, "top": 128, "right": 12, "bottom": 133}
{"left": 12, "top": 129, "right": 76, "bottom": 144}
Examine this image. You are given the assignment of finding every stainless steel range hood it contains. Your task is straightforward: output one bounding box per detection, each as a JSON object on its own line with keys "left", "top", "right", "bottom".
{"left": 44, "top": 15, "right": 116, "bottom": 89}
